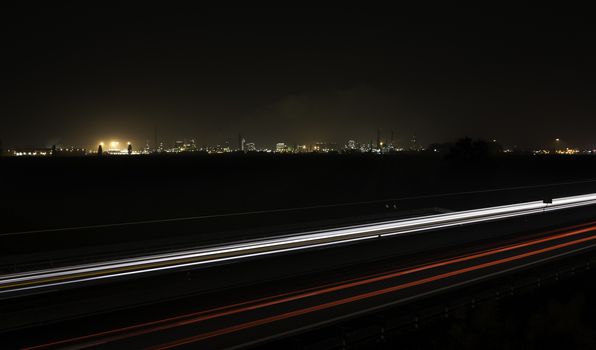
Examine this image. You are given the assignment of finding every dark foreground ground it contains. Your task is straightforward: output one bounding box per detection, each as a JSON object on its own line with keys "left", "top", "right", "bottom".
{"left": 414, "top": 272, "right": 596, "bottom": 349}
{"left": 378, "top": 256, "right": 596, "bottom": 350}
{"left": 4, "top": 153, "right": 596, "bottom": 234}
{"left": 3, "top": 154, "right": 596, "bottom": 349}
{"left": 3, "top": 154, "right": 596, "bottom": 266}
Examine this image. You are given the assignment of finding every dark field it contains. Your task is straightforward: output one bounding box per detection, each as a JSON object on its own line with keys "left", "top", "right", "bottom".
{"left": 3, "top": 154, "right": 596, "bottom": 265}
{"left": 4, "top": 154, "right": 596, "bottom": 228}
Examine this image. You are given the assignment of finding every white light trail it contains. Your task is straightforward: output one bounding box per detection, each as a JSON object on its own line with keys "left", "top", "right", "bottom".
{"left": 2, "top": 192, "right": 596, "bottom": 296}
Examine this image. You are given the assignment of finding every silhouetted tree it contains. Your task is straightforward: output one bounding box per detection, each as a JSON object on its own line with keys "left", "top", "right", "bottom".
{"left": 51, "top": 145, "right": 57, "bottom": 156}
{"left": 98, "top": 144, "right": 103, "bottom": 156}
{"left": 128, "top": 143, "right": 133, "bottom": 155}
{"left": 427, "top": 142, "right": 453, "bottom": 154}
{"left": 448, "top": 137, "right": 502, "bottom": 160}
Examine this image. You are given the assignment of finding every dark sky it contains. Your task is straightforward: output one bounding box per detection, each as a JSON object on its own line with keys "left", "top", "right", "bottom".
{"left": 2, "top": 4, "right": 596, "bottom": 149}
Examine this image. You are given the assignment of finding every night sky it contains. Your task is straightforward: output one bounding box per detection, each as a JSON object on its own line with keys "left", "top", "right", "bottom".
{"left": 2, "top": 4, "right": 596, "bottom": 149}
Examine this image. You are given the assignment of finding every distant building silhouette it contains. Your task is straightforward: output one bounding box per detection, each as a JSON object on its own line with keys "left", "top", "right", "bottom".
{"left": 275, "top": 142, "right": 288, "bottom": 153}
{"left": 154, "top": 125, "right": 158, "bottom": 153}
{"left": 238, "top": 133, "right": 246, "bottom": 152}
{"left": 409, "top": 136, "right": 420, "bottom": 151}
{"left": 128, "top": 143, "right": 133, "bottom": 155}
{"left": 98, "top": 144, "right": 103, "bottom": 156}
{"left": 313, "top": 142, "right": 338, "bottom": 153}
{"left": 245, "top": 142, "right": 256, "bottom": 152}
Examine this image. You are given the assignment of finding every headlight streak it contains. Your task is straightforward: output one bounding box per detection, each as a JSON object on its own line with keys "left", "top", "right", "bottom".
{"left": 2, "top": 192, "right": 596, "bottom": 295}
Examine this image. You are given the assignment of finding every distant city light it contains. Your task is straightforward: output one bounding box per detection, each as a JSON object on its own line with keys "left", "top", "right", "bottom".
{"left": 3, "top": 136, "right": 595, "bottom": 157}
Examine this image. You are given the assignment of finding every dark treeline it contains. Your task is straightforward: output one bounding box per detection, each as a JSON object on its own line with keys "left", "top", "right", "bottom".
{"left": 430, "top": 137, "right": 504, "bottom": 159}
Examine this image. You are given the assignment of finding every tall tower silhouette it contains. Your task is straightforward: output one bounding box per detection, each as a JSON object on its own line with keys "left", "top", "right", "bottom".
{"left": 154, "top": 125, "right": 158, "bottom": 153}
{"left": 238, "top": 133, "right": 245, "bottom": 152}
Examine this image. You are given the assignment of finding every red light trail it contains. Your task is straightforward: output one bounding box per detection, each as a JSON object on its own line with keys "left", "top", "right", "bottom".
{"left": 25, "top": 222, "right": 596, "bottom": 350}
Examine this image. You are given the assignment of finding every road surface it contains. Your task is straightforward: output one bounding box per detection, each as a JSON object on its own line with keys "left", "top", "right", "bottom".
{"left": 2, "top": 192, "right": 596, "bottom": 299}
{"left": 15, "top": 220, "right": 596, "bottom": 349}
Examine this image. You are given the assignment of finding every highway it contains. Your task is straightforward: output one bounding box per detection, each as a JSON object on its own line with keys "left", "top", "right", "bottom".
{"left": 2, "top": 192, "right": 596, "bottom": 298}
{"left": 15, "top": 219, "right": 596, "bottom": 349}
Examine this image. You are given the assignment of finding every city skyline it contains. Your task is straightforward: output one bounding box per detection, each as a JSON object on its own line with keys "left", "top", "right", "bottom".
{"left": 0, "top": 125, "right": 587, "bottom": 152}
{"left": 2, "top": 134, "right": 589, "bottom": 157}
{"left": 3, "top": 5, "right": 596, "bottom": 149}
